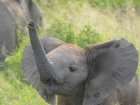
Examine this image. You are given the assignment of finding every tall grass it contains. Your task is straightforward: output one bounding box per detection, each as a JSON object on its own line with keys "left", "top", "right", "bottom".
{"left": 0, "top": 0, "right": 140, "bottom": 105}
{"left": 0, "top": 35, "right": 46, "bottom": 105}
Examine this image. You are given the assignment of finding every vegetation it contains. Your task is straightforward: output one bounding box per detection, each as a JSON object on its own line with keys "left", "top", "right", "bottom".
{"left": 0, "top": 0, "right": 140, "bottom": 105}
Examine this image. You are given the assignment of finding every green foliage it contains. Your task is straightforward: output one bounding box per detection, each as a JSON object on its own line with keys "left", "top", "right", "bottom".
{"left": 75, "top": 25, "right": 100, "bottom": 47}
{"left": 46, "top": 19, "right": 101, "bottom": 46}
{"left": 46, "top": 19, "right": 75, "bottom": 43}
{"left": 88, "top": 0, "right": 125, "bottom": 8}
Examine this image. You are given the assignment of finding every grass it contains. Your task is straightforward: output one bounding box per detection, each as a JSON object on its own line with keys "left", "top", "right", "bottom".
{"left": 0, "top": 0, "right": 140, "bottom": 105}
{"left": 0, "top": 36, "right": 46, "bottom": 105}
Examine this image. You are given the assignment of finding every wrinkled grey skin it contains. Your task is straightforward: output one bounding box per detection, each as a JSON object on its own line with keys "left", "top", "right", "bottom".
{"left": 0, "top": 0, "right": 43, "bottom": 65}
{"left": 22, "top": 21, "right": 139, "bottom": 105}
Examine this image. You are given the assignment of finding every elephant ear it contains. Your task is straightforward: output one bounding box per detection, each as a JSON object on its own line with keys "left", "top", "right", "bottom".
{"left": 22, "top": 35, "right": 64, "bottom": 105}
{"left": 83, "top": 38, "right": 138, "bottom": 105}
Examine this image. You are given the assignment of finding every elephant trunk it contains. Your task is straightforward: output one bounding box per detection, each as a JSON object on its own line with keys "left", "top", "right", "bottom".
{"left": 28, "top": 21, "right": 62, "bottom": 84}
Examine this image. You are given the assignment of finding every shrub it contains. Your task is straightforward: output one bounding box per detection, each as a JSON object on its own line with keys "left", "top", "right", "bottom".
{"left": 46, "top": 19, "right": 75, "bottom": 43}
{"left": 46, "top": 19, "right": 101, "bottom": 46}
{"left": 75, "top": 25, "right": 100, "bottom": 47}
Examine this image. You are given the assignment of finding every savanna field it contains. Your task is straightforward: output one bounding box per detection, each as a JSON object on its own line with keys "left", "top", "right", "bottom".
{"left": 0, "top": 0, "right": 140, "bottom": 105}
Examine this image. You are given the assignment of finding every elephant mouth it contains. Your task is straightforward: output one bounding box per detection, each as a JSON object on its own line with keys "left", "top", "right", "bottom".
{"left": 44, "top": 79, "right": 74, "bottom": 95}
{"left": 46, "top": 79, "right": 58, "bottom": 86}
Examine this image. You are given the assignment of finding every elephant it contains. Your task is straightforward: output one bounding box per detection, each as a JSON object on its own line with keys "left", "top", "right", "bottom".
{"left": 0, "top": 0, "right": 43, "bottom": 66}
{"left": 22, "top": 21, "right": 139, "bottom": 105}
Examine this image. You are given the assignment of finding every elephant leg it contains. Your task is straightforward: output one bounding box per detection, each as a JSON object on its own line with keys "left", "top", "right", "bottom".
{"left": 0, "top": 4, "right": 16, "bottom": 66}
{"left": 0, "top": 34, "right": 15, "bottom": 69}
{"left": 57, "top": 95, "right": 66, "bottom": 105}
{"left": 0, "top": 26, "right": 16, "bottom": 67}
{"left": 0, "top": 29, "right": 16, "bottom": 59}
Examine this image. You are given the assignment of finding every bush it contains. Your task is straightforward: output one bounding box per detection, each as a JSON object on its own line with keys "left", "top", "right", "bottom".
{"left": 46, "top": 19, "right": 101, "bottom": 46}
{"left": 75, "top": 25, "right": 100, "bottom": 47}
{"left": 46, "top": 19, "right": 75, "bottom": 43}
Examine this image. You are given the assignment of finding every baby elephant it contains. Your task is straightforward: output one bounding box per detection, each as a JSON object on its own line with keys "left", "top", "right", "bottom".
{"left": 0, "top": 0, "right": 43, "bottom": 65}
{"left": 22, "top": 21, "right": 139, "bottom": 105}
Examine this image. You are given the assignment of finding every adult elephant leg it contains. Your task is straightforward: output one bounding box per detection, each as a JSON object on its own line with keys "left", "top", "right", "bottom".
{"left": 0, "top": 27, "right": 16, "bottom": 68}
{"left": 0, "top": 5, "right": 16, "bottom": 67}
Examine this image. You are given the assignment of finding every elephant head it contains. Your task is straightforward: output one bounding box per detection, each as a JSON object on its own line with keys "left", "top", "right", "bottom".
{"left": 17, "top": 0, "right": 43, "bottom": 26}
{"left": 22, "top": 21, "right": 138, "bottom": 105}
{"left": 25, "top": 0, "right": 43, "bottom": 26}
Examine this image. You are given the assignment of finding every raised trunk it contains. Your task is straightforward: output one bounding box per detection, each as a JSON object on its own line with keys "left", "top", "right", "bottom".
{"left": 28, "top": 21, "right": 62, "bottom": 83}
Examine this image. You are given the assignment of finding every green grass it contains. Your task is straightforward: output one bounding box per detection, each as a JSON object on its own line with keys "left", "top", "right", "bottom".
{"left": 0, "top": 0, "right": 140, "bottom": 105}
{"left": 0, "top": 36, "right": 46, "bottom": 105}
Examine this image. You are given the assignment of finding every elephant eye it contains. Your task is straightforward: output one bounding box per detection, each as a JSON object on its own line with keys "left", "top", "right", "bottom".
{"left": 69, "top": 66, "right": 76, "bottom": 72}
